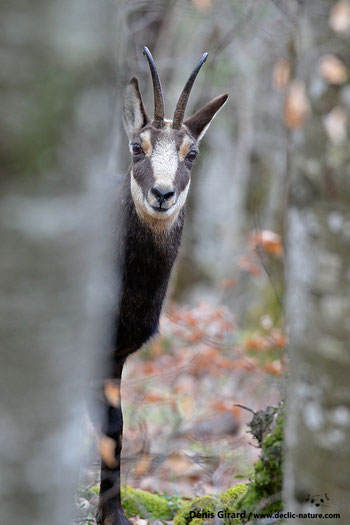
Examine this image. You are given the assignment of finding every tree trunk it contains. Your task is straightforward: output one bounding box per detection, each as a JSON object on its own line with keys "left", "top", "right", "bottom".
{"left": 0, "top": 2, "right": 120, "bottom": 524}
{"left": 284, "top": 1, "right": 350, "bottom": 522}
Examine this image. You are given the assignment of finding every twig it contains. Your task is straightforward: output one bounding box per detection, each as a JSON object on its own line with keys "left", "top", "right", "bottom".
{"left": 234, "top": 403, "right": 256, "bottom": 415}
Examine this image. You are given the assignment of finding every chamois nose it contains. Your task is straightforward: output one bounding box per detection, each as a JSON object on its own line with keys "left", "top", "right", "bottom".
{"left": 151, "top": 186, "right": 175, "bottom": 204}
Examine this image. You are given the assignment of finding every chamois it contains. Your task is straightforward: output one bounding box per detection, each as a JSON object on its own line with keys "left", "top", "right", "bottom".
{"left": 94, "top": 47, "right": 228, "bottom": 525}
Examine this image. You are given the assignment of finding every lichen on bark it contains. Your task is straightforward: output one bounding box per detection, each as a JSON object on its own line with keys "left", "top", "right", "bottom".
{"left": 234, "top": 403, "right": 284, "bottom": 516}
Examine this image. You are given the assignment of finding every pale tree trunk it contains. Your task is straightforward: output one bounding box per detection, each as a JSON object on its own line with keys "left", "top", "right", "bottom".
{"left": 0, "top": 2, "right": 121, "bottom": 524}
{"left": 284, "top": 1, "right": 350, "bottom": 522}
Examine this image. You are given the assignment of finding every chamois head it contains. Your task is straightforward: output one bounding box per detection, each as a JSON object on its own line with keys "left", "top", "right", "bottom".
{"left": 123, "top": 47, "right": 228, "bottom": 231}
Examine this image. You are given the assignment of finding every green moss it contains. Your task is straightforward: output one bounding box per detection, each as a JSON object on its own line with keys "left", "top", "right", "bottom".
{"left": 220, "top": 484, "right": 248, "bottom": 509}
{"left": 219, "top": 484, "right": 249, "bottom": 524}
{"left": 90, "top": 484, "right": 185, "bottom": 520}
{"left": 121, "top": 486, "right": 176, "bottom": 519}
{"left": 173, "top": 486, "right": 249, "bottom": 525}
{"left": 90, "top": 485, "right": 100, "bottom": 496}
{"left": 174, "top": 495, "right": 218, "bottom": 525}
{"left": 191, "top": 519, "right": 207, "bottom": 525}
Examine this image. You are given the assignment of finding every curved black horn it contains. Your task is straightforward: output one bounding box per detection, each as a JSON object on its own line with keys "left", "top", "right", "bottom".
{"left": 143, "top": 46, "right": 165, "bottom": 129}
{"left": 172, "top": 52, "right": 208, "bottom": 130}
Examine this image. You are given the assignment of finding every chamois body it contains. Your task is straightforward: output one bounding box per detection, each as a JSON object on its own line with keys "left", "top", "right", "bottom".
{"left": 115, "top": 173, "right": 184, "bottom": 357}
{"left": 93, "top": 47, "right": 228, "bottom": 525}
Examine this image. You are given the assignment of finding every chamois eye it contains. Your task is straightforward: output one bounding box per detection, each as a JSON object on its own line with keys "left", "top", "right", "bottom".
{"left": 132, "top": 143, "right": 143, "bottom": 156}
{"left": 186, "top": 151, "right": 197, "bottom": 164}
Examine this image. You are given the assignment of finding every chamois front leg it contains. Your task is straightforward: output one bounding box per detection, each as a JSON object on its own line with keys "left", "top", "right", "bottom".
{"left": 93, "top": 362, "right": 129, "bottom": 525}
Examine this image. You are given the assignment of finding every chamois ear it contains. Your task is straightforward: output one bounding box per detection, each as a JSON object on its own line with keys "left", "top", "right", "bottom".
{"left": 123, "top": 77, "right": 150, "bottom": 139}
{"left": 184, "top": 94, "right": 228, "bottom": 142}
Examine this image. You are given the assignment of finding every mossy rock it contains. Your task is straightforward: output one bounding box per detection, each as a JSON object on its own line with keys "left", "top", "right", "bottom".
{"left": 220, "top": 484, "right": 248, "bottom": 511}
{"left": 174, "top": 495, "right": 218, "bottom": 525}
{"left": 90, "top": 484, "right": 185, "bottom": 520}
{"left": 219, "top": 484, "right": 249, "bottom": 525}
{"left": 122, "top": 486, "right": 177, "bottom": 519}
{"left": 174, "top": 485, "right": 248, "bottom": 525}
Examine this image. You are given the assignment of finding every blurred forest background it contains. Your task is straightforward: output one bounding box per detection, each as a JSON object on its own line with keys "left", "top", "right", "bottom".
{"left": 1, "top": 0, "right": 350, "bottom": 524}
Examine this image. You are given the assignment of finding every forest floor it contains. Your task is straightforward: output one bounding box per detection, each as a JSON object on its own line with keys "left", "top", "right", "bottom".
{"left": 75, "top": 300, "right": 285, "bottom": 523}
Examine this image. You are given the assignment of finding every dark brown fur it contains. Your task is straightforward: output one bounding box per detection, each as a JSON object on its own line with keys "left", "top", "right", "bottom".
{"left": 115, "top": 172, "right": 185, "bottom": 357}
